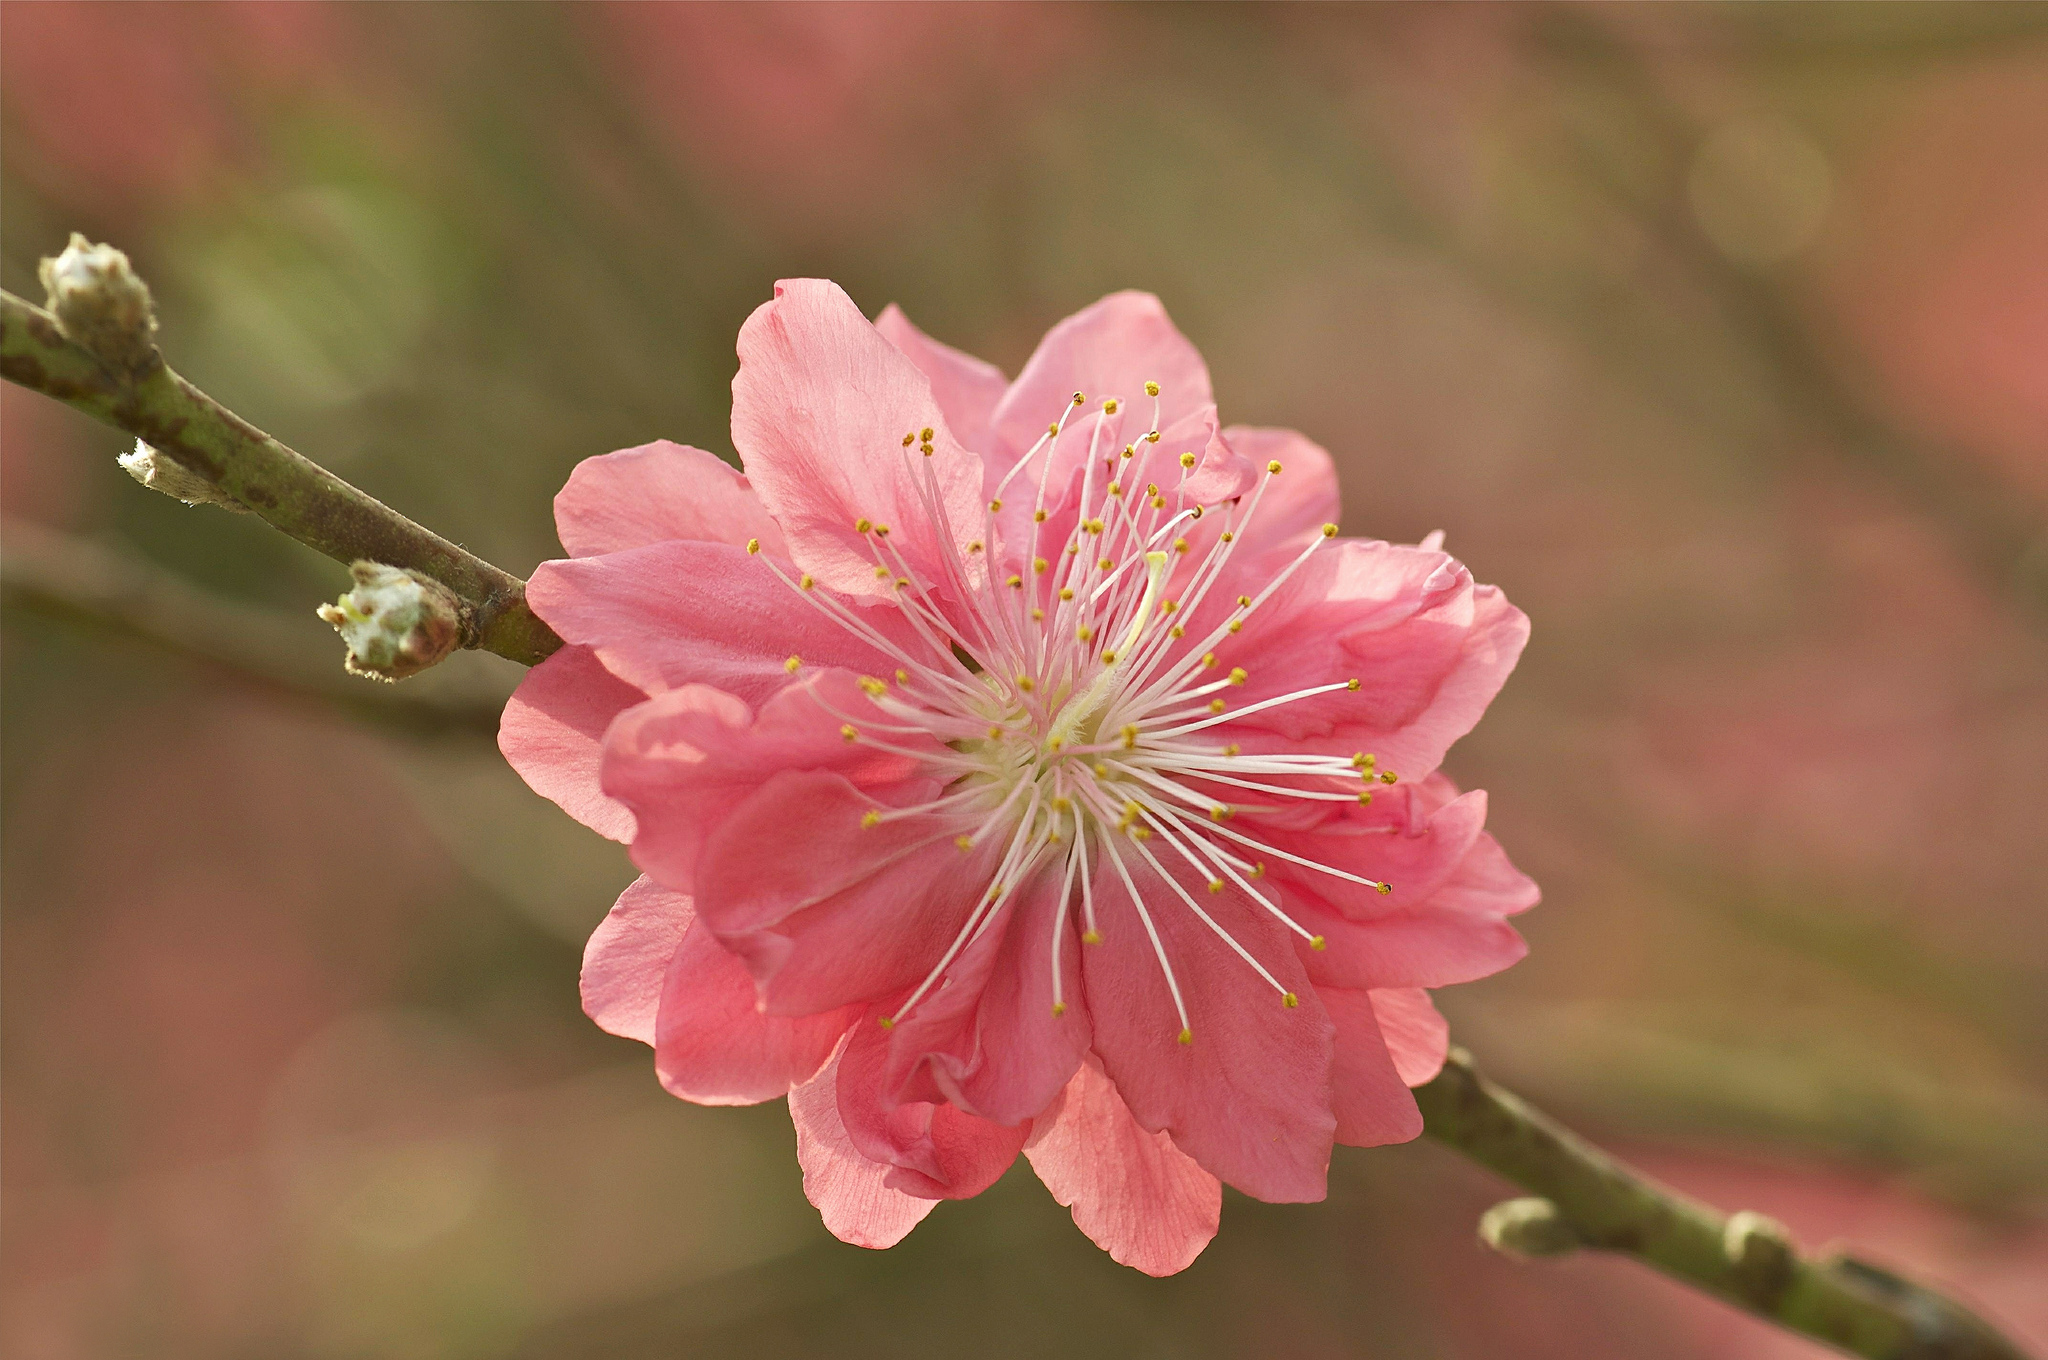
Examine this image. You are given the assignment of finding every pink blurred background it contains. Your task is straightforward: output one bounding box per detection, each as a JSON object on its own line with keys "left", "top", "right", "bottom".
{"left": 3, "top": 5, "right": 2044, "bottom": 1357}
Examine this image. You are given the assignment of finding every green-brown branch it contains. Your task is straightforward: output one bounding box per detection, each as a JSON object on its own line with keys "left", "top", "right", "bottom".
{"left": 0, "top": 286, "right": 562, "bottom": 667}
{"left": 1416, "top": 1049, "right": 2032, "bottom": 1360}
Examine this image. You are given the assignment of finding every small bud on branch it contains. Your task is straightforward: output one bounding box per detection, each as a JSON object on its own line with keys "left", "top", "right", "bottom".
{"left": 37, "top": 234, "right": 160, "bottom": 378}
{"left": 319, "top": 561, "right": 465, "bottom": 681}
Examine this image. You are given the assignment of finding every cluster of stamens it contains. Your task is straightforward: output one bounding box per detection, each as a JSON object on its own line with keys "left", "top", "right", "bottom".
{"left": 745, "top": 384, "right": 1396, "bottom": 1046}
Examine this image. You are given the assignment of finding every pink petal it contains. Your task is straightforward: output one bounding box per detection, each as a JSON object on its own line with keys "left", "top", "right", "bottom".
{"left": 1080, "top": 858, "right": 1336, "bottom": 1203}
{"left": 1025, "top": 1057, "right": 1222, "bottom": 1276}
{"left": 1370, "top": 987, "right": 1449, "bottom": 1087}
{"left": 694, "top": 769, "right": 1001, "bottom": 1016}
{"left": 554, "top": 440, "right": 787, "bottom": 558}
{"left": 582, "top": 874, "right": 693, "bottom": 1044}
{"left": 1321, "top": 987, "right": 1425, "bottom": 1147}
{"left": 874, "top": 304, "right": 1008, "bottom": 454}
{"left": 834, "top": 1014, "right": 1030, "bottom": 1199}
{"left": 732, "top": 279, "right": 984, "bottom": 601}
{"left": 989, "top": 291, "right": 1214, "bottom": 465}
{"left": 603, "top": 674, "right": 943, "bottom": 893}
{"left": 1221, "top": 426, "right": 1341, "bottom": 552}
{"left": 789, "top": 1048, "right": 939, "bottom": 1248}
{"left": 499, "top": 643, "right": 646, "bottom": 843}
{"left": 1260, "top": 779, "right": 1490, "bottom": 920}
{"left": 528, "top": 538, "right": 916, "bottom": 700}
{"left": 654, "top": 905, "right": 856, "bottom": 1105}
{"left": 881, "top": 862, "right": 1092, "bottom": 1126}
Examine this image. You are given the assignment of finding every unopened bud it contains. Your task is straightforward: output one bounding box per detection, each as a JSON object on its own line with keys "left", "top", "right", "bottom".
{"left": 37, "top": 233, "right": 160, "bottom": 377}
{"left": 317, "top": 561, "right": 464, "bottom": 681}
{"left": 117, "top": 440, "right": 247, "bottom": 512}
{"left": 1723, "top": 1210, "right": 1796, "bottom": 1297}
{"left": 1478, "top": 1197, "right": 1581, "bottom": 1259}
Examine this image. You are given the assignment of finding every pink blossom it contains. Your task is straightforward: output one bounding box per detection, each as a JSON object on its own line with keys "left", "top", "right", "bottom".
{"left": 502, "top": 282, "right": 1536, "bottom": 1274}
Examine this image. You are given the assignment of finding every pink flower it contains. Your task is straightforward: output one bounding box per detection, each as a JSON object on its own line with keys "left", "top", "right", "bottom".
{"left": 502, "top": 281, "right": 1536, "bottom": 1274}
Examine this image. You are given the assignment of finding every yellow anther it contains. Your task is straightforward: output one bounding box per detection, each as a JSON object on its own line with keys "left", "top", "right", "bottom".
{"left": 1237, "top": 595, "right": 1251, "bottom": 607}
{"left": 1092, "top": 762, "right": 1109, "bottom": 777}
{"left": 1346, "top": 677, "right": 1361, "bottom": 691}
{"left": 874, "top": 524, "right": 890, "bottom": 536}
{"left": 1250, "top": 862, "right": 1266, "bottom": 879}
{"left": 1151, "top": 495, "right": 1166, "bottom": 509}
{"left": 1121, "top": 723, "right": 1139, "bottom": 749}
{"left": 1031, "top": 607, "right": 1045, "bottom": 620}
{"left": 1281, "top": 991, "right": 1299, "bottom": 1008}
{"left": 1221, "top": 743, "right": 1240, "bottom": 756}
{"left": 1228, "top": 667, "right": 1247, "bottom": 686}
{"left": 1173, "top": 537, "right": 1190, "bottom": 554}
{"left": 1122, "top": 445, "right": 1136, "bottom": 460}
{"left": 902, "top": 433, "right": 915, "bottom": 447}
{"left": 1072, "top": 391, "right": 1086, "bottom": 406}
{"left": 1034, "top": 508, "right": 1048, "bottom": 522}
{"left": 955, "top": 835, "right": 974, "bottom": 851}
{"left": 1077, "top": 625, "right": 1095, "bottom": 643}
{"left": 877, "top": 1016, "right": 894, "bottom": 1030}
{"left": 1083, "top": 929, "right": 1103, "bottom": 945}
{"left": 896, "top": 668, "right": 908, "bottom": 683}
{"left": 1357, "top": 790, "right": 1374, "bottom": 806}
{"left": 987, "top": 725, "right": 1003, "bottom": 740}
{"left": 1085, "top": 518, "right": 1104, "bottom": 535}
{"left": 1145, "top": 431, "right": 1161, "bottom": 443}
{"left": 858, "top": 675, "right": 887, "bottom": 696}
{"left": 1101, "top": 650, "right": 1118, "bottom": 664}
{"left": 1047, "top": 736, "right": 1063, "bottom": 752}
{"left": 1220, "top": 531, "right": 1235, "bottom": 543}
{"left": 1051, "top": 796, "right": 1071, "bottom": 813}
{"left": 800, "top": 574, "right": 816, "bottom": 591}
{"left": 874, "top": 565, "right": 891, "bottom": 579}
{"left": 1048, "top": 423, "right": 1060, "bottom": 436}
{"left": 1179, "top": 451, "right": 1197, "bottom": 469}
{"left": 1033, "top": 557, "right": 1049, "bottom": 574}
{"left": 920, "top": 426, "right": 934, "bottom": 441}
{"left": 1352, "top": 752, "right": 1376, "bottom": 769}
{"left": 1051, "top": 1001, "right": 1067, "bottom": 1017}
{"left": 1209, "top": 698, "right": 1226, "bottom": 713}
{"left": 1145, "top": 380, "right": 1161, "bottom": 397}
{"left": 1189, "top": 506, "right": 1204, "bottom": 519}
{"left": 1161, "top": 599, "right": 1178, "bottom": 614}
{"left": 989, "top": 498, "right": 1003, "bottom": 512}
{"left": 968, "top": 541, "right": 984, "bottom": 553}
{"left": 1169, "top": 625, "right": 1185, "bottom": 638}
{"left": 1207, "top": 879, "right": 1225, "bottom": 895}
{"left": 1147, "top": 483, "right": 1160, "bottom": 495}
{"left": 1309, "top": 935, "right": 1327, "bottom": 952}
{"left": 1131, "top": 825, "right": 1152, "bottom": 840}
{"left": 1017, "top": 675, "right": 1035, "bottom": 692}
{"left": 1209, "top": 805, "right": 1229, "bottom": 822}
{"left": 1380, "top": 770, "right": 1399, "bottom": 785}
{"left": 1108, "top": 481, "right": 1123, "bottom": 498}
{"left": 785, "top": 654, "right": 802, "bottom": 673}
{"left": 1103, "top": 398, "right": 1119, "bottom": 414}
{"left": 895, "top": 576, "right": 910, "bottom": 590}
{"left": 1098, "top": 557, "right": 1115, "bottom": 571}
{"left": 1059, "top": 587, "right": 1075, "bottom": 601}
{"left": 1375, "top": 881, "right": 1393, "bottom": 896}
{"left": 840, "top": 724, "right": 858, "bottom": 742}
{"left": 746, "top": 537, "right": 761, "bottom": 555}
{"left": 1007, "top": 574, "right": 1024, "bottom": 589}
{"left": 1227, "top": 620, "right": 1243, "bottom": 634}
{"left": 1267, "top": 459, "right": 1283, "bottom": 474}
{"left": 921, "top": 443, "right": 934, "bottom": 457}
{"left": 1122, "top": 799, "right": 1143, "bottom": 819}
{"left": 855, "top": 517, "right": 872, "bottom": 533}
{"left": 1177, "top": 1026, "right": 1193, "bottom": 1046}
{"left": 1321, "top": 522, "right": 1339, "bottom": 538}
{"left": 861, "top": 810, "right": 882, "bottom": 828}
{"left": 1202, "top": 652, "right": 1217, "bottom": 668}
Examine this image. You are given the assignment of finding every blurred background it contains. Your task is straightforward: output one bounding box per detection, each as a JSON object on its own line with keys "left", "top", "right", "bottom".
{"left": 4, "top": 4, "right": 2046, "bottom": 1357}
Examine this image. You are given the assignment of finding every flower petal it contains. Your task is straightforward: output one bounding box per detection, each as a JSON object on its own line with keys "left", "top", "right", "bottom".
{"left": 836, "top": 1015, "right": 1029, "bottom": 1199}
{"left": 581, "top": 874, "right": 692, "bottom": 1044}
{"left": 733, "top": 279, "right": 984, "bottom": 600}
{"left": 555, "top": 440, "right": 786, "bottom": 558}
{"left": 1080, "top": 855, "right": 1335, "bottom": 1203}
{"left": 1369, "top": 987, "right": 1449, "bottom": 1087}
{"left": 1025, "top": 1057, "right": 1222, "bottom": 1276}
{"left": 790, "top": 1047, "right": 938, "bottom": 1248}
{"left": 1321, "top": 986, "right": 1425, "bottom": 1147}
{"left": 500, "top": 643, "right": 646, "bottom": 843}
{"left": 882, "top": 862, "right": 1092, "bottom": 1126}
{"left": 1221, "top": 426, "right": 1340, "bottom": 552}
{"left": 528, "top": 538, "right": 918, "bottom": 700}
{"left": 874, "top": 304, "right": 1009, "bottom": 455}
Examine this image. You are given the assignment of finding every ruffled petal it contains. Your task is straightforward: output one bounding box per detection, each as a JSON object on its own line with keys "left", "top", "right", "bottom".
{"left": 790, "top": 1047, "right": 938, "bottom": 1248}
{"left": 881, "top": 862, "right": 1092, "bottom": 1126}
{"left": 732, "top": 279, "right": 984, "bottom": 601}
{"left": 554, "top": 440, "right": 787, "bottom": 558}
{"left": 1321, "top": 987, "right": 1425, "bottom": 1147}
{"left": 1221, "top": 426, "right": 1341, "bottom": 552}
{"left": 1080, "top": 855, "right": 1335, "bottom": 1203}
{"left": 695, "top": 768, "right": 1003, "bottom": 1016}
{"left": 1025, "top": 1057, "right": 1221, "bottom": 1276}
{"left": 602, "top": 674, "right": 945, "bottom": 893}
{"left": 1369, "top": 987, "right": 1449, "bottom": 1087}
{"left": 836, "top": 1016, "right": 1029, "bottom": 1199}
{"left": 528, "top": 538, "right": 918, "bottom": 700}
{"left": 499, "top": 643, "right": 646, "bottom": 843}
{"left": 874, "top": 304, "right": 1008, "bottom": 455}
{"left": 581, "top": 874, "right": 692, "bottom": 1044}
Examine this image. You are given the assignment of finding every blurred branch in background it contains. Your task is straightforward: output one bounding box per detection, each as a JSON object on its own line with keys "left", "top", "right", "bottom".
{"left": 0, "top": 516, "right": 506, "bottom": 739}
{"left": 1, "top": 254, "right": 563, "bottom": 669}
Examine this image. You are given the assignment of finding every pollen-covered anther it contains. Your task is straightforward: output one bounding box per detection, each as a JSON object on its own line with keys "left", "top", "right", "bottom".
{"left": 1202, "top": 652, "right": 1217, "bottom": 668}
{"left": 1308, "top": 935, "right": 1327, "bottom": 951}
{"left": 1051, "top": 1001, "right": 1068, "bottom": 1017}
{"left": 1083, "top": 929, "right": 1103, "bottom": 945}
{"left": 1228, "top": 667, "right": 1247, "bottom": 686}
{"left": 1033, "top": 557, "right": 1049, "bottom": 574}
{"left": 1120, "top": 723, "right": 1139, "bottom": 750}
{"left": 1077, "top": 625, "right": 1095, "bottom": 643}
{"left": 874, "top": 565, "right": 891, "bottom": 579}
{"left": 1097, "top": 556, "right": 1114, "bottom": 571}
{"left": 1179, "top": 452, "right": 1197, "bottom": 469}
{"left": 1122, "top": 446, "right": 1136, "bottom": 461}
{"left": 955, "top": 834, "right": 974, "bottom": 851}
{"left": 1375, "top": 881, "right": 1394, "bottom": 896}
{"left": 921, "top": 443, "right": 934, "bottom": 457}
{"left": 1103, "top": 398, "right": 1119, "bottom": 414}
{"left": 1059, "top": 588, "right": 1075, "bottom": 601}
{"left": 1380, "top": 770, "right": 1399, "bottom": 784}
{"left": 1321, "top": 523, "right": 1339, "bottom": 538}
{"left": 1250, "top": 862, "right": 1267, "bottom": 879}
{"left": 1007, "top": 573, "right": 1024, "bottom": 589}
{"left": 987, "top": 725, "right": 1003, "bottom": 740}
{"left": 1281, "top": 992, "right": 1299, "bottom": 1009}
{"left": 1051, "top": 796, "right": 1072, "bottom": 813}
{"left": 1108, "top": 482, "right": 1123, "bottom": 498}
{"left": 1346, "top": 678, "right": 1361, "bottom": 691}
{"left": 1161, "top": 599, "right": 1179, "bottom": 614}
{"left": 1208, "top": 699, "right": 1226, "bottom": 714}
{"left": 861, "top": 810, "right": 882, "bottom": 829}
{"left": 1150, "top": 495, "right": 1166, "bottom": 509}
{"left": 901, "top": 433, "right": 915, "bottom": 447}
{"left": 874, "top": 524, "right": 890, "bottom": 537}
{"left": 1227, "top": 620, "right": 1243, "bottom": 634}
{"left": 1220, "top": 530, "right": 1235, "bottom": 543}
{"left": 855, "top": 517, "right": 872, "bottom": 533}
{"left": 1177, "top": 1027, "right": 1193, "bottom": 1046}
{"left": 1221, "top": 743, "right": 1241, "bottom": 756}
{"left": 1085, "top": 518, "right": 1105, "bottom": 535}
{"left": 746, "top": 538, "right": 761, "bottom": 555}
{"left": 1173, "top": 538, "right": 1190, "bottom": 555}
{"left": 1101, "top": 649, "right": 1118, "bottom": 665}
{"left": 1145, "top": 431, "right": 1161, "bottom": 443}
{"left": 877, "top": 1016, "right": 895, "bottom": 1030}
{"left": 840, "top": 724, "right": 859, "bottom": 742}
{"left": 1033, "top": 509, "right": 1048, "bottom": 522}
{"left": 800, "top": 574, "right": 816, "bottom": 591}
{"left": 1145, "top": 380, "right": 1161, "bottom": 397}
{"left": 1351, "top": 752, "right": 1376, "bottom": 769}
{"left": 857, "top": 675, "right": 887, "bottom": 696}
{"left": 1267, "top": 460, "right": 1283, "bottom": 474}
{"left": 895, "top": 668, "right": 909, "bottom": 683}
{"left": 1357, "top": 790, "right": 1374, "bottom": 806}
{"left": 1017, "top": 675, "right": 1035, "bottom": 693}
{"left": 920, "top": 426, "right": 934, "bottom": 441}
{"left": 1206, "top": 879, "right": 1224, "bottom": 895}
{"left": 1071, "top": 391, "right": 1086, "bottom": 406}
{"left": 989, "top": 498, "right": 1003, "bottom": 512}
{"left": 784, "top": 654, "right": 802, "bottom": 673}
{"left": 1209, "top": 805, "right": 1230, "bottom": 822}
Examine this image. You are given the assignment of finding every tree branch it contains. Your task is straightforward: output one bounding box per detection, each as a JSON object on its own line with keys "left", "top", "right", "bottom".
{"left": 1416, "top": 1048, "right": 2033, "bottom": 1360}
{"left": 1, "top": 517, "right": 507, "bottom": 739}
{"left": 0, "top": 283, "right": 562, "bottom": 667}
